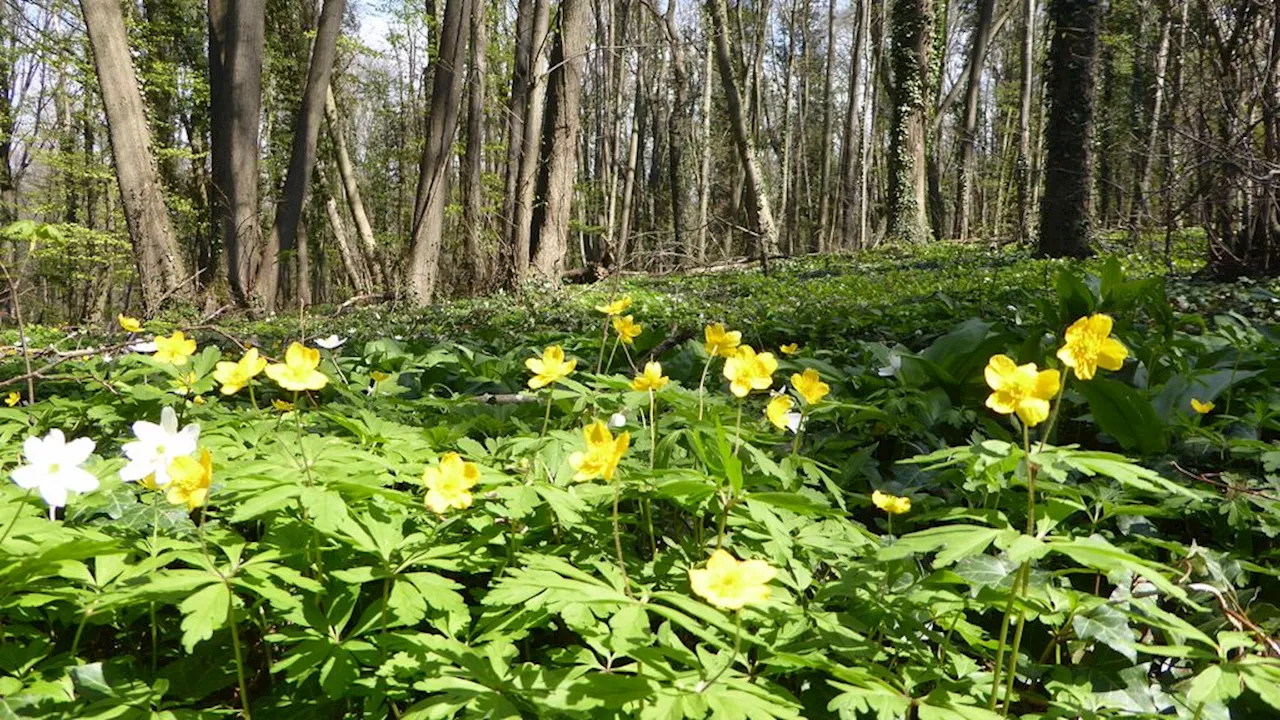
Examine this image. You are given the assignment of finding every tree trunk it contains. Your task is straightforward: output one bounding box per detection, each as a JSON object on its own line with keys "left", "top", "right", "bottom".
{"left": 325, "top": 87, "right": 382, "bottom": 288}
{"left": 839, "top": 0, "right": 867, "bottom": 249}
{"left": 80, "top": 0, "right": 191, "bottom": 311}
{"left": 1038, "top": 0, "right": 1102, "bottom": 258}
{"left": 208, "top": 0, "right": 265, "bottom": 305}
{"left": 956, "top": 0, "right": 998, "bottom": 241}
{"left": 461, "top": 0, "right": 488, "bottom": 290}
{"left": 530, "top": 0, "right": 591, "bottom": 280}
{"left": 657, "top": 1, "right": 694, "bottom": 268}
{"left": 1128, "top": 2, "right": 1172, "bottom": 236}
{"left": 254, "top": 0, "right": 345, "bottom": 310}
{"left": 707, "top": 0, "right": 779, "bottom": 260}
{"left": 403, "top": 0, "right": 474, "bottom": 304}
{"left": 696, "top": 35, "right": 715, "bottom": 264}
{"left": 815, "top": 0, "right": 836, "bottom": 252}
{"left": 1015, "top": 0, "right": 1036, "bottom": 243}
{"left": 887, "top": 0, "right": 933, "bottom": 244}
{"left": 509, "top": 0, "right": 552, "bottom": 286}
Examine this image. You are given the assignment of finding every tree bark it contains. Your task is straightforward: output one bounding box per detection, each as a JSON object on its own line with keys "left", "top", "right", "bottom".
{"left": 707, "top": 0, "right": 779, "bottom": 260}
{"left": 208, "top": 0, "right": 265, "bottom": 305}
{"left": 1038, "top": 0, "right": 1102, "bottom": 258}
{"left": 956, "top": 0, "right": 998, "bottom": 241}
{"left": 80, "top": 0, "right": 191, "bottom": 310}
{"left": 839, "top": 0, "right": 868, "bottom": 249}
{"left": 696, "top": 35, "right": 715, "bottom": 263}
{"left": 815, "top": 0, "right": 836, "bottom": 252}
{"left": 509, "top": 0, "right": 552, "bottom": 286}
{"left": 530, "top": 0, "right": 591, "bottom": 280}
{"left": 325, "top": 87, "right": 382, "bottom": 288}
{"left": 1128, "top": 2, "right": 1172, "bottom": 236}
{"left": 461, "top": 0, "right": 488, "bottom": 290}
{"left": 887, "top": 0, "right": 933, "bottom": 244}
{"left": 404, "top": 0, "right": 474, "bottom": 304}
{"left": 254, "top": 0, "right": 345, "bottom": 310}
{"left": 1015, "top": 0, "right": 1036, "bottom": 243}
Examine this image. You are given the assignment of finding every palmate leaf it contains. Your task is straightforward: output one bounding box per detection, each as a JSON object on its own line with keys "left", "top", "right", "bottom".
{"left": 877, "top": 525, "right": 1003, "bottom": 567}
{"left": 484, "top": 554, "right": 630, "bottom": 611}
{"left": 178, "top": 582, "right": 231, "bottom": 653}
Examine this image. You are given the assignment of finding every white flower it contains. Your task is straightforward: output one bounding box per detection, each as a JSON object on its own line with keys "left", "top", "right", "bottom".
{"left": 129, "top": 340, "right": 158, "bottom": 353}
{"left": 877, "top": 355, "right": 902, "bottom": 377}
{"left": 784, "top": 412, "right": 802, "bottom": 434}
{"left": 315, "top": 334, "right": 346, "bottom": 350}
{"left": 11, "top": 429, "right": 99, "bottom": 510}
{"left": 608, "top": 412, "right": 627, "bottom": 428}
{"left": 120, "top": 407, "right": 200, "bottom": 487}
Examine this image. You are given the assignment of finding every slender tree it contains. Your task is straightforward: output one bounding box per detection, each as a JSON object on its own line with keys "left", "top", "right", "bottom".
{"left": 955, "top": 0, "right": 998, "bottom": 240}
{"left": 887, "top": 0, "right": 933, "bottom": 244}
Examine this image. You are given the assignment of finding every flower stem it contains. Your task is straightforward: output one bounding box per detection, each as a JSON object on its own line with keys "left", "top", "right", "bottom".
{"left": 990, "top": 425, "right": 1036, "bottom": 710}
{"left": 228, "top": 590, "right": 253, "bottom": 720}
{"left": 700, "top": 611, "right": 742, "bottom": 691}
{"left": 648, "top": 391, "right": 658, "bottom": 470}
{"left": 612, "top": 471, "right": 632, "bottom": 597}
{"left": 697, "top": 356, "right": 713, "bottom": 420}
{"left": 596, "top": 319, "right": 610, "bottom": 374}
{"left": 540, "top": 391, "right": 554, "bottom": 438}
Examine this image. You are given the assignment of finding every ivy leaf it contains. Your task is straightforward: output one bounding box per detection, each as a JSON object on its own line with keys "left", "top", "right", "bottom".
{"left": 953, "top": 555, "right": 1017, "bottom": 590}
{"left": 1072, "top": 604, "right": 1136, "bottom": 662}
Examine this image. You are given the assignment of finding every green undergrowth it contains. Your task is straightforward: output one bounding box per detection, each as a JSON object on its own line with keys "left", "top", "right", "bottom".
{"left": 2, "top": 235, "right": 1280, "bottom": 719}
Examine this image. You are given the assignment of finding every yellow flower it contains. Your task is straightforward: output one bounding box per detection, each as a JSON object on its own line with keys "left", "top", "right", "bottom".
{"left": 272, "top": 399, "right": 295, "bottom": 412}
{"left": 595, "top": 295, "right": 633, "bottom": 316}
{"left": 1056, "top": 314, "right": 1128, "bottom": 380}
{"left": 4, "top": 391, "right": 20, "bottom": 407}
{"left": 265, "top": 343, "right": 329, "bottom": 392}
{"left": 872, "top": 489, "right": 911, "bottom": 515}
{"left": 1190, "top": 398, "right": 1215, "bottom": 415}
{"left": 192, "top": 395, "right": 206, "bottom": 405}
{"left": 765, "top": 394, "right": 794, "bottom": 430}
{"left": 984, "top": 354, "right": 1060, "bottom": 427}
{"left": 631, "top": 361, "right": 670, "bottom": 392}
{"left": 568, "top": 420, "right": 630, "bottom": 482}
{"left": 779, "top": 343, "right": 799, "bottom": 355}
{"left": 612, "top": 315, "right": 642, "bottom": 345}
{"left": 704, "top": 323, "right": 742, "bottom": 358}
{"left": 118, "top": 314, "right": 143, "bottom": 333}
{"left": 154, "top": 331, "right": 197, "bottom": 366}
{"left": 213, "top": 348, "right": 268, "bottom": 395}
{"left": 526, "top": 345, "right": 577, "bottom": 389}
{"left": 723, "top": 345, "right": 777, "bottom": 398}
{"left": 423, "top": 452, "right": 480, "bottom": 514}
{"left": 791, "top": 368, "right": 830, "bottom": 405}
{"left": 165, "top": 448, "right": 212, "bottom": 511}
{"left": 370, "top": 371, "right": 389, "bottom": 382}
{"left": 171, "top": 371, "right": 199, "bottom": 396}
{"left": 688, "top": 549, "right": 776, "bottom": 611}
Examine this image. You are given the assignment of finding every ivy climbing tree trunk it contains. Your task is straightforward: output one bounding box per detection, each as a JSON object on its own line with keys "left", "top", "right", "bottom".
{"left": 887, "top": 0, "right": 933, "bottom": 244}
{"left": 80, "top": 0, "right": 191, "bottom": 310}
{"left": 1038, "top": 0, "right": 1102, "bottom": 258}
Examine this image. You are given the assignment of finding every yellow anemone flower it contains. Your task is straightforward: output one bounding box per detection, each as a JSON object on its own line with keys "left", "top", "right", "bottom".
{"left": 631, "top": 361, "right": 670, "bottom": 392}
{"left": 569, "top": 420, "right": 630, "bottom": 482}
{"left": 213, "top": 348, "right": 268, "bottom": 395}
{"left": 526, "top": 345, "right": 576, "bottom": 389}
{"left": 1056, "top": 314, "right": 1128, "bottom": 380}
{"left": 1190, "top": 398, "right": 1214, "bottom": 415}
{"left": 688, "top": 549, "right": 776, "bottom": 611}
{"left": 423, "top": 452, "right": 480, "bottom": 514}
{"left": 872, "top": 489, "right": 911, "bottom": 515}
{"left": 779, "top": 343, "right": 799, "bottom": 355}
{"left": 154, "top": 331, "right": 197, "bottom": 366}
{"left": 265, "top": 342, "right": 329, "bottom": 392}
{"left": 4, "top": 391, "right": 20, "bottom": 407}
{"left": 791, "top": 368, "right": 830, "bottom": 405}
{"left": 595, "top": 295, "right": 633, "bottom": 316}
{"left": 723, "top": 345, "right": 777, "bottom": 398}
{"left": 165, "top": 448, "right": 212, "bottom": 511}
{"left": 704, "top": 323, "right": 742, "bottom": 358}
{"left": 272, "top": 399, "right": 295, "bottom": 412}
{"left": 118, "top": 314, "right": 143, "bottom": 333}
{"left": 984, "top": 354, "right": 1060, "bottom": 427}
{"left": 612, "top": 315, "right": 642, "bottom": 345}
{"left": 765, "top": 394, "right": 794, "bottom": 430}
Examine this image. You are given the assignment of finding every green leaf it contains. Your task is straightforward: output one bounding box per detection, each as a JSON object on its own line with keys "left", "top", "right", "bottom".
{"left": 953, "top": 555, "right": 1017, "bottom": 589}
{"left": 1075, "top": 378, "right": 1167, "bottom": 455}
{"left": 1072, "top": 604, "right": 1136, "bottom": 662}
{"left": 178, "top": 583, "right": 231, "bottom": 653}
{"left": 878, "top": 525, "right": 1002, "bottom": 567}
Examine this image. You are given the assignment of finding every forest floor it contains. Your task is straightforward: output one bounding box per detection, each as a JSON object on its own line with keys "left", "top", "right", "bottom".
{"left": 4, "top": 232, "right": 1280, "bottom": 718}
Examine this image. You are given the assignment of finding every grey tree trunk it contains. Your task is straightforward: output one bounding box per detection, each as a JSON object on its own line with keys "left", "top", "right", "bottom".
{"left": 81, "top": 0, "right": 191, "bottom": 311}
{"left": 325, "top": 88, "right": 382, "bottom": 288}
{"left": 839, "top": 0, "right": 867, "bottom": 249}
{"left": 461, "top": 0, "right": 488, "bottom": 290}
{"left": 509, "top": 0, "right": 552, "bottom": 285}
{"left": 887, "top": 0, "right": 933, "bottom": 244}
{"left": 816, "top": 0, "right": 836, "bottom": 252}
{"left": 956, "top": 0, "right": 998, "bottom": 241}
{"left": 696, "top": 36, "right": 714, "bottom": 263}
{"left": 530, "top": 0, "right": 591, "bottom": 280}
{"left": 208, "top": 0, "right": 265, "bottom": 305}
{"left": 404, "top": 0, "right": 474, "bottom": 304}
{"left": 1128, "top": 3, "right": 1172, "bottom": 235}
{"left": 1016, "top": 0, "right": 1036, "bottom": 243}
{"left": 707, "top": 0, "right": 779, "bottom": 260}
{"left": 1039, "top": 0, "right": 1102, "bottom": 258}
{"left": 256, "top": 0, "right": 346, "bottom": 310}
